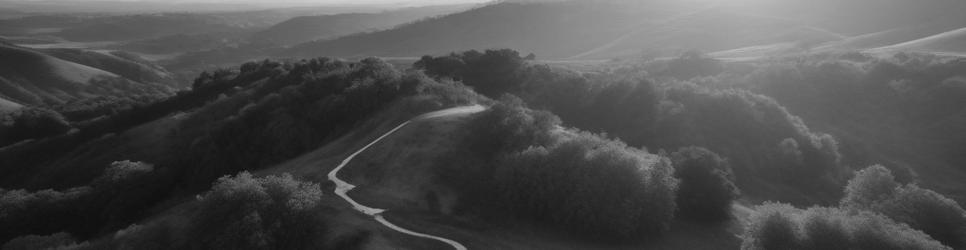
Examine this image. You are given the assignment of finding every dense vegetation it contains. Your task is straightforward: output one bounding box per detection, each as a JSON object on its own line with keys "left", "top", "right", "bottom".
{"left": 417, "top": 49, "right": 848, "bottom": 204}
{"left": 671, "top": 146, "right": 740, "bottom": 222}
{"left": 0, "top": 107, "right": 71, "bottom": 147}
{"left": 4, "top": 43, "right": 966, "bottom": 249}
{"left": 0, "top": 56, "right": 481, "bottom": 246}
{"left": 2, "top": 173, "right": 346, "bottom": 250}
{"left": 435, "top": 97, "right": 682, "bottom": 241}
{"left": 741, "top": 165, "right": 965, "bottom": 249}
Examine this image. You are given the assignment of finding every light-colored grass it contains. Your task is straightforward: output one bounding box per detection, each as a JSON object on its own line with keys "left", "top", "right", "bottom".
{"left": 870, "top": 27, "right": 966, "bottom": 56}
{"left": 0, "top": 96, "right": 22, "bottom": 111}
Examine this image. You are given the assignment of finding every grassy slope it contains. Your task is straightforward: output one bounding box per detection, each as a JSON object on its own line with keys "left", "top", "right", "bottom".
{"left": 0, "top": 43, "right": 174, "bottom": 105}
{"left": 251, "top": 4, "right": 471, "bottom": 46}
{"left": 42, "top": 48, "right": 176, "bottom": 85}
{"left": 576, "top": 8, "right": 842, "bottom": 59}
{"left": 0, "top": 96, "right": 21, "bottom": 111}
{"left": 872, "top": 27, "right": 966, "bottom": 56}
{"left": 283, "top": 2, "right": 665, "bottom": 59}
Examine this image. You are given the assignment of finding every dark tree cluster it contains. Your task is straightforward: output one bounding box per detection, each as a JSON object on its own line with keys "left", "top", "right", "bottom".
{"left": 439, "top": 97, "right": 681, "bottom": 241}
{"left": 0, "top": 160, "right": 163, "bottom": 243}
{"left": 741, "top": 165, "right": 966, "bottom": 250}
{"left": 415, "top": 49, "right": 528, "bottom": 97}
{"left": 418, "top": 49, "right": 847, "bottom": 204}
{"left": 168, "top": 57, "right": 480, "bottom": 190}
{"left": 840, "top": 166, "right": 966, "bottom": 249}
{"left": 671, "top": 147, "right": 740, "bottom": 222}
{"left": 742, "top": 203, "right": 949, "bottom": 250}
{"left": 71, "top": 173, "right": 347, "bottom": 250}
{"left": 0, "top": 107, "right": 71, "bottom": 147}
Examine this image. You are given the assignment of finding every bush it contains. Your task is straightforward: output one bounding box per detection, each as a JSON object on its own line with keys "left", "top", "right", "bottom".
{"left": 445, "top": 99, "right": 678, "bottom": 240}
{"left": 671, "top": 147, "right": 740, "bottom": 222}
{"left": 742, "top": 202, "right": 802, "bottom": 250}
{"left": 415, "top": 49, "right": 527, "bottom": 97}
{"left": 841, "top": 165, "right": 966, "bottom": 248}
{"left": 1, "top": 232, "right": 77, "bottom": 250}
{"left": 741, "top": 203, "right": 951, "bottom": 250}
{"left": 0, "top": 187, "right": 91, "bottom": 243}
{"left": 0, "top": 107, "right": 72, "bottom": 146}
{"left": 187, "top": 172, "right": 328, "bottom": 250}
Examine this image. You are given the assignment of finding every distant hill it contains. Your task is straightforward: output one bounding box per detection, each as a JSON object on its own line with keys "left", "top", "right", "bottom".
{"left": 0, "top": 43, "right": 173, "bottom": 106}
{"left": 282, "top": 2, "right": 843, "bottom": 60}
{"left": 41, "top": 48, "right": 177, "bottom": 86}
{"left": 871, "top": 27, "right": 966, "bottom": 56}
{"left": 283, "top": 2, "right": 666, "bottom": 59}
{"left": 52, "top": 13, "right": 252, "bottom": 42}
{"left": 251, "top": 4, "right": 472, "bottom": 46}
{"left": 0, "top": 96, "right": 22, "bottom": 111}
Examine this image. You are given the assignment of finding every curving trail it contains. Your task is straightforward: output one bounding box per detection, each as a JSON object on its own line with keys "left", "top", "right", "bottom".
{"left": 327, "top": 105, "right": 485, "bottom": 250}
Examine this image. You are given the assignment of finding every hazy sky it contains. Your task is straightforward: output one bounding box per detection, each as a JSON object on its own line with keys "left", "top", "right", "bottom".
{"left": 1, "top": 0, "right": 490, "bottom": 4}
{"left": 0, "top": 0, "right": 494, "bottom": 13}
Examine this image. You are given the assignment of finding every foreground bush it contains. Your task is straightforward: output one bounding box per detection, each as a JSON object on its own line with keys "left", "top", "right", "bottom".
{"left": 741, "top": 203, "right": 951, "bottom": 250}
{"left": 841, "top": 165, "right": 966, "bottom": 249}
{"left": 671, "top": 147, "right": 740, "bottom": 222}
{"left": 187, "top": 172, "right": 326, "bottom": 250}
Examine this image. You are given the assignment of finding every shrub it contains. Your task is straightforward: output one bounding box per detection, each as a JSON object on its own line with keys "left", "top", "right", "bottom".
{"left": 1, "top": 232, "right": 77, "bottom": 250}
{"left": 671, "top": 147, "right": 740, "bottom": 222}
{"left": 840, "top": 165, "right": 899, "bottom": 210}
{"left": 447, "top": 99, "right": 678, "bottom": 240}
{"left": 742, "top": 202, "right": 802, "bottom": 250}
{"left": 187, "top": 172, "right": 327, "bottom": 250}
{"left": 841, "top": 165, "right": 966, "bottom": 248}
{"left": 0, "top": 107, "right": 72, "bottom": 146}
{"left": 741, "top": 203, "right": 952, "bottom": 250}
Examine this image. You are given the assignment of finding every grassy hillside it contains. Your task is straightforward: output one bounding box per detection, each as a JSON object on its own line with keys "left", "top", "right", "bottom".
{"left": 282, "top": 1, "right": 850, "bottom": 60}
{"left": 872, "top": 27, "right": 966, "bottom": 56}
{"left": 283, "top": 2, "right": 671, "bottom": 59}
{"left": 0, "top": 43, "right": 173, "bottom": 106}
{"left": 0, "top": 97, "right": 21, "bottom": 111}
{"left": 42, "top": 48, "right": 177, "bottom": 86}
{"left": 251, "top": 4, "right": 471, "bottom": 46}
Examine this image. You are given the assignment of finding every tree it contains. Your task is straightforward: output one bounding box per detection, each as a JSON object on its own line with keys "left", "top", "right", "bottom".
{"left": 671, "top": 147, "right": 740, "bottom": 222}
{"left": 188, "top": 172, "right": 328, "bottom": 250}
{"left": 840, "top": 165, "right": 900, "bottom": 210}
{"left": 839, "top": 165, "right": 966, "bottom": 249}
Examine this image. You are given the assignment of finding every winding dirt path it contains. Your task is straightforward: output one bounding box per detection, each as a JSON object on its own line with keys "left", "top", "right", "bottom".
{"left": 327, "top": 105, "right": 485, "bottom": 250}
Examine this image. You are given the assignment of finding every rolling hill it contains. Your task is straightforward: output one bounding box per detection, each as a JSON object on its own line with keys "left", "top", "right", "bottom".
{"left": 41, "top": 48, "right": 177, "bottom": 86}
{"left": 0, "top": 43, "right": 173, "bottom": 106}
{"left": 0, "top": 97, "right": 21, "bottom": 111}
{"left": 283, "top": 2, "right": 677, "bottom": 59}
{"left": 282, "top": 1, "right": 843, "bottom": 60}
{"left": 251, "top": 4, "right": 472, "bottom": 46}
{"left": 871, "top": 27, "right": 966, "bottom": 56}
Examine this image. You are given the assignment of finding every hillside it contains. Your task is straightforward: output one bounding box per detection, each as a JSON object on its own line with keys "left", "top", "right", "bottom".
{"left": 0, "top": 43, "right": 173, "bottom": 106}
{"left": 52, "top": 13, "right": 256, "bottom": 42}
{"left": 871, "top": 27, "right": 966, "bottom": 56}
{"left": 251, "top": 4, "right": 472, "bottom": 46}
{"left": 42, "top": 48, "right": 178, "bottom": 86}
{"left": 283, "top": 2, "right": 677, "bottom": 59}
{"left": 283, "top": 2, "right": 846, "bottom": 60}
{"left": 0, "top": 97, "right": 21, "bottom": 111}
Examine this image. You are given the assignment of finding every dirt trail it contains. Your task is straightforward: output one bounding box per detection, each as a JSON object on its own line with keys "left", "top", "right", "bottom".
{"left": 326, "top": 105, "right": 485, "bottom": 250}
